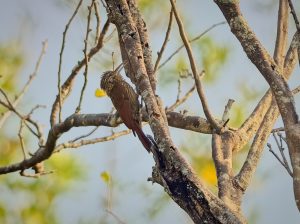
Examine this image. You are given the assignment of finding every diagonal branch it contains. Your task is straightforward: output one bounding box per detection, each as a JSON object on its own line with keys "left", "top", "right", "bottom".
{"left": 215, "top": 1, "right": 300, "bottom": 209}
{"left": 76, "top": 0, "right": 95, "bottom": 113}
{"left": 158, "top": 21, "right": 226, "bottom": 70}
{"left": 287, "top": 0, "right": 300, "bottom": 31}
{"left": 170, "top": 0, "right": 221, "bottom": 132}
{"left": 236, "top": 31, "right": 299, "bottom": 151}
{"left": 50, "top": 19, "right": 110, "bottom": 126}
{"left": 274, "top": 0, "right": 289, "bottom": 67}
{"left": 57, "top": 0, "right": 84, "bottom": 123}
{"left": 105, "top": 0, "right": 245, "bottom": 222}
{"left": 54, "top": 129, "right": 131, "bottom": 153}
{"left": 0, "top": 40, "right": 47, "bottom": 129}
{"left": 153, "top": 9, "right": 173, "bottom": 73}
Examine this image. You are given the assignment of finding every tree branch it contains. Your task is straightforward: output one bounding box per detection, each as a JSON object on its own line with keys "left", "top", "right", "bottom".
{"left": 50, "top": 19, "right": 110, "bottom": 126}
{"left": 57, "top": 0, "right": 83, "bottom": 123}
{"left": 76, "top": 0, "right": 95, "bottom": 113}
{"left": 0, "top": 40, "right": 47, "bottom": 129}
{"left": 170, "top": 0, "right": 222, "bottom": 132}
{"left": 154, "top": 9, "right": 173, "bottom": 73}
{"left": 215, "top": 1, "right": 300, "bottom": 209}
{"left": 104, "top": 0, "right": 245, "bottom": 222}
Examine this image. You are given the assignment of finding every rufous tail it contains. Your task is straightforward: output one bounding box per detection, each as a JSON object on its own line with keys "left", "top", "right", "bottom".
{"left": 136, "top": 128, "right": 153, "bottom": 153}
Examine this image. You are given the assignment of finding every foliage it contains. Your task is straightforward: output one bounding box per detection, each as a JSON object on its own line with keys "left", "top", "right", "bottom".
{"left": 0, "top": 43, "right": 85, "bottom": 224}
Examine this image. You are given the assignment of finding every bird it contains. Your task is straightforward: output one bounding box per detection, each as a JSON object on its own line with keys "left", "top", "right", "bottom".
{"left": 100, "top": 63, "right": 152, "bottom": 152}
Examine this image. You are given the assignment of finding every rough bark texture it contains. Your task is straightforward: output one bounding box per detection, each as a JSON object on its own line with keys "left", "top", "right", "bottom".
{"left": 214, "top": 0, "right": 300, "bottom": 211}
{"left": 1, "top": 0, "right": 299, "bottom": 222}
{"left": 104, "top": 0, "right": 246, "bottom": 222}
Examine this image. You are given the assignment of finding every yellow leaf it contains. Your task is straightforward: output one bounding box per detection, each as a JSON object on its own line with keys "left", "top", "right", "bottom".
{"left": 95, "top": 88, "right": 107, "bottom": 97}
{"left": 100, "top": 171, "right": 111, "bottom": 183}
{"left": 200, "top": 164, "right": 217, "bottom": 186}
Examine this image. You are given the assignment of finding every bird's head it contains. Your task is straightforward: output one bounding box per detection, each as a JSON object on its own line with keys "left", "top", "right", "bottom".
{"left": 100, "top": 63, "right": 124, "bottom": 95}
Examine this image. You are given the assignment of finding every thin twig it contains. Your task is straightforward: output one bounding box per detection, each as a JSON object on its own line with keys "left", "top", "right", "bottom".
{"left": 0, "top": 89, "right": 43, "bottom": 139}
{"left": 70, "top": 126, "right": 99, "bottom": 142}
{"left": 104, "top": 28, "right": 116, "bottom": 42}
{"left": 20, "top": 168, "right": 53, "bottom": 178}
{"left": 278, "top": 131, "right": 287, "bottom": 144}
{"left": 76, "top": 0, "right": 95, "bottom": 113}
{"left": 176, "top": 78, "right": 182, "bottom": 101}
{"left": 158, "top": 21, "right": 226, "bottom": 70}
{"left": 105, "top": 209, "right": 126, "bottom": 224}
{"left": 267, "top": 143, "right": 293, "bottom": 177}
{"left": 154, "top": 9, "right": 173, "bottom": 73}
{"left": 273, "top": 0, "right": 289, "bottom": 67}
{"left": 57, "top": 0, "right": 84, "bottom": 123}
{"left": 27, "top": 105, "right": 47, "bottom": 117}
{"left": 273, "top": 132, "right": 293, "bottom": 175}
{"left": 18, "top": 120, "right": 27, "bottom": 159}
{"left": 170, "top": 0, "right": 221, "bottom": 132}
{"left": 54, "top": 129, "right": 131, "bottom": 153}
{"left": 287, "top": 0, "right": 300, "bottom": 31}
{"left": 222, "top": 99, "right": 235, "bottom": 123}
{"left": 272, "top": 127, "right": 285, "bottom": 132}
{"left": 94, "top": 0, "right": 101, "bottom": 44}
{"left": 0, "top": 40, "right": 47, "bottom": 129}
{"left": 167, "top": 84, "right": 196, "bottom": 112}
{"left": 50, "top": 19, "right": 110, "bottom": 126}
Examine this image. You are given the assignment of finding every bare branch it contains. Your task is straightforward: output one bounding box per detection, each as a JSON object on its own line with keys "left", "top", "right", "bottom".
{"left": 70, "top": 126, "right": 99, "bottom": 143}
{"left": 272, "top": 132, "right": 293, "bottom": 176}
{"left": 54, "top": 129, "right": 131, "bottom": 153}
{"left": 76, "top": 0, "right": 95, "bottom": 113}
{"left": 167, "top": 83, "right": 196, "bottom": 112}
{"left": 0, "top": 89, "right": 42, "bottom": 139}
{"left": 18, "top": 120, "right": 27, "bottom": 159}
{"left": 273, "top": 0, "right": 289, "bottom": 67}
{"left": 104, "top": 1, "right": 246, "bottom": 222}
{"left": 235, "top": 100, "right": 279, "bottom": 191}
{"left": 153, "top": 9, "right": 173, "bottom": 73}
{"left": 93, "top": 0, "right": 101, "bottom": 44}
{"left": 212, "top": 131, "right": 242, "bottom": 211}
{"left": 284, "top": 31, "right": 300, "bottom": 75}
{"left": 0, "top": 40, "right": 47, "bottom": 129}
{"left": 222, "top": 99, "right": 235, "bottom": 124}
{"left": 0, "top": 113, "right": 122, "bottom": 175}
{"left": 50, "top": 19, "right": 110, "bottom": 126}
{"left": 158, "top": 21, "right": 226, "bottom": 70}
{"left": 170, "top": 0, "right": 221, "bottom": 132}
{"left": 267, "top": 143, "right": 293, "bottom": 177}
{"left": 57, "top": 0, "right": 84, "bottom": 123}
{"left": 127, "top": 0, "right": 156, "bottom": 92}
{"left": 287, "top": 0, "right": 300, "bottom": 31}
{"left": 20, "top": 164, "right": 54, "bottom": 178}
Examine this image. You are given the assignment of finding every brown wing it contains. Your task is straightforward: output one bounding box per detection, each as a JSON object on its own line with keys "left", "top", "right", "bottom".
{"left": 110, "top": 78, "right": 141, "bottom": 130}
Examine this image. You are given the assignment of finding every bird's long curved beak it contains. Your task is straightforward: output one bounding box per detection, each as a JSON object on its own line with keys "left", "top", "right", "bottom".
{"left": 114, "top": 62, "right": 124, "bottom": 73}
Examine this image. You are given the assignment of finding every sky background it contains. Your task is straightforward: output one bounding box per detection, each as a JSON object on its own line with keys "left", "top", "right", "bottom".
{"left": 0, "top": 0, "right": 300, "bottom": 223}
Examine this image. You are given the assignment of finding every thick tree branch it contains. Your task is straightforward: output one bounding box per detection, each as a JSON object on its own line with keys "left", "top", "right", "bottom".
{"left": 105, "top": 0, "right": 245, "bottom": 222}
{"left": 235, "top": 98, "right": 279, "bottom": 191}
{"left": 236, "top": 31, "right": 299, "bottom": 152}
{"left": 274, "top": 0, "right": 289, "bottom": 67}
{"left": 127, "top": 0, "right": 156, "bottom": 92}
{"left": 215, "top": 0, "right": 300, "bottom": 210}
{"left": 0, "top": 113, "right": 121, "bottom": 174}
